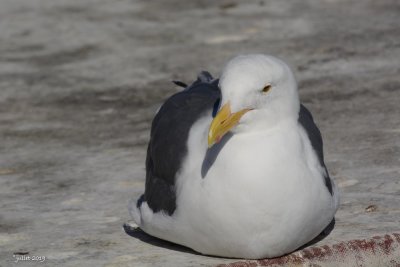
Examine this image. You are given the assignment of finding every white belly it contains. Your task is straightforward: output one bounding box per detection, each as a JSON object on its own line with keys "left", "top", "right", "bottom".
{"left": 172, "top": 117, "right": 338, "bottom": 258}
{"left": 133, "top": 117, "right": 339, "bottom": 259}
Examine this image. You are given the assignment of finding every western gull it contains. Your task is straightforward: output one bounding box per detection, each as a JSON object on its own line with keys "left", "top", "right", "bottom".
{"left": 129, "top": 54, "right": 339, "bottom": 259}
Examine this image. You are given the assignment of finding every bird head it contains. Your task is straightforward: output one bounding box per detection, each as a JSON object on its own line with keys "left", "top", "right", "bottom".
{"left": 208, "top": 54, "right": 300, "bottom": 147}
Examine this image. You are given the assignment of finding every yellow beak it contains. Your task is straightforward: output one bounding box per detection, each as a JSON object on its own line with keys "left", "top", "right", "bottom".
{"left": 208, "top": 102, "right": 252, "bottom": 148}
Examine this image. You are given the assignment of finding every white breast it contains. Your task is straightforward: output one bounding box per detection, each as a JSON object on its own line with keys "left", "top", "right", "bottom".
{"left": 172, "top": 117, "right": 337, "bottom": 258}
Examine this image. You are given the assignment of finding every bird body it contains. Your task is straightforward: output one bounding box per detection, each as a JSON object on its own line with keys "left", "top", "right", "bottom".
{"left": 130, "top": 55, "right": 339, "bottom": 259}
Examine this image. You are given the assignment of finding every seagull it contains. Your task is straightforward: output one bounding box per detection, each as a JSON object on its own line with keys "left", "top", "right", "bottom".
{"left": 129, "top": 54, "right": 340, "bottom": 259}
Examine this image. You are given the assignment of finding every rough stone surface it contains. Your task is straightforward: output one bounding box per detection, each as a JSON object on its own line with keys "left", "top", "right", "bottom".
{"left": 0, "top": 0, "right": 399, "bottom": 266}
{"left": 218, "top": 233, "right": 400, "bottom": 267}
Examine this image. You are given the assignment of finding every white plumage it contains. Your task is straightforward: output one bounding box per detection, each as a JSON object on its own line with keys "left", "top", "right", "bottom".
{"left": 130, "top": 54, "right": 339, "bottom": 259}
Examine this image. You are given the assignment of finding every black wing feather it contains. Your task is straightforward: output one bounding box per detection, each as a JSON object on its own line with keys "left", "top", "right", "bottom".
{"left": 298, "top": 104, "right": 333, "bottom": 195}
{"left": 143, "top": 72, "right": 220, "bottom": 215}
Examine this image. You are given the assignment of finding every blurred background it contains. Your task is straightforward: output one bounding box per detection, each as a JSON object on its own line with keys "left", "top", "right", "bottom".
{"left": 0, "top": 0, "right": 399, "bottom": 266}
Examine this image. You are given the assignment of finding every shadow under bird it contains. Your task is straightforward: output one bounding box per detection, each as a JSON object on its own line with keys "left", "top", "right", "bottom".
{"left": 129, "top": 54, "right": 339, "bottom": 259}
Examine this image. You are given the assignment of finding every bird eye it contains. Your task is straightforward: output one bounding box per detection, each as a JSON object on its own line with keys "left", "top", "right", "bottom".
{"left": 261, "top": 85, "right": 271, "bottom": 93}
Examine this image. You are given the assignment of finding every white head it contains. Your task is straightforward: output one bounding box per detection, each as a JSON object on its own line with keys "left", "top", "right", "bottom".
{"left": 208, "top": 54, "right": 300, "bottom": 147}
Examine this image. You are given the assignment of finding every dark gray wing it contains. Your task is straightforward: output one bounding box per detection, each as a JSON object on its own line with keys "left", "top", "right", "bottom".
{"left": 139, "top": 72, "right": 221, "bottom": 215}
{"left": 298, "top": 104, "right": 333, "bottom": 195}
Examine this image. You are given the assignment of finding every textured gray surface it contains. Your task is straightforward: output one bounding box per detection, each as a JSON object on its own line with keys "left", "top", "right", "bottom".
{"left": 0, "top": 0, "right": 399, "bottom": 266}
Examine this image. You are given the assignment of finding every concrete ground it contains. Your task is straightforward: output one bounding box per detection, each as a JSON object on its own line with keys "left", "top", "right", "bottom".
{"left": 0, "top": 0, "right": 399, "bottom": 266}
